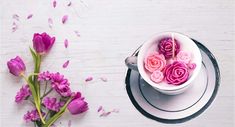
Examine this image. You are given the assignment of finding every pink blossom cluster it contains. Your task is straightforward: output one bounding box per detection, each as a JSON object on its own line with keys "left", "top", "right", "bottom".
{"left": 144, "top": 38, "right": 197, "bottom": 85}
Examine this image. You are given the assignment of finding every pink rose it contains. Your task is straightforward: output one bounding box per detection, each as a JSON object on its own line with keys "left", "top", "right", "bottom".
{"left": 150, "top": 70, "right": 164, "bottom": 83}
{"left": 177, "top": 51, "right": 192, "bottom": 64}
{"left": 158, "top": 38, "right": 180, "bottom": 59}
{"left": 165, "top": 61, "right": 189, "bottom": 85}
{"left": 188, "top": 63, "right": 196, "bottom": 70}
{"left": 144, "top": 52, "right": 166, "bottom": 72}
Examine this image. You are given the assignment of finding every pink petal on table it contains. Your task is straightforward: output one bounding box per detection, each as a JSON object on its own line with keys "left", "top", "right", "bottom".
{"left": 100, "top": 111, "right": 111, "bottom": 117}
{"left": 48, "top": 18, "right": 53, "bottom": 28}
{"left": 62, "top": 15, "right": 68, "bottom": 24}
{"left": 85, "top": 76, "right": 93, "bottom": 82}
{"left": 64, "top": 39, "right": 69, "bottom": 48}
{"left": 63, "top": 60, "right": 70, "bottom": 68}
{"left": 111, "top": 109, "right": 119, "bottom": 113}
{"left": 100, "top": 77, "right": 108, "bottom": 82}
{"left": 53, "top": 0, "right": 57, "bottom": 8}
{"left": 12, "top": 22, "right": 18, "bottom": 32}
{"left": 97, "top": 106, "right": 103, "bottom": 112}
{"left": 12, "top": 14, "right": 20, "bottom": 21}
{"left": 27, "top": 14, "right": 33, "bottom": 19}
{"left": 74, "top": 31, "right": 80, "bottom": 37}
{"left": 67, "top": 1, "right": 72, "bottom": 6}
{"left": 68, "top": 120, "right": 71, "bottom": 127}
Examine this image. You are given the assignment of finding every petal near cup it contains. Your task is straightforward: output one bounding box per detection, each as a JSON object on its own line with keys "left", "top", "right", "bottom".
{"left": 125, "top": 32, "right": 202, "bottom": 95}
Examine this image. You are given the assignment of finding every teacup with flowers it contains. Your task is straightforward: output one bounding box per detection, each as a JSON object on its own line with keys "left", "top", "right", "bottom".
{"left": 125, "top": 32, "right": 202, "bottom": 95}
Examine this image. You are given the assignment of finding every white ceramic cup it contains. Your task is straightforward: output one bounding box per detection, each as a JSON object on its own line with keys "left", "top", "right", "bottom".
{"left": 125, "top": 32, "right": 202, "bottom": 95}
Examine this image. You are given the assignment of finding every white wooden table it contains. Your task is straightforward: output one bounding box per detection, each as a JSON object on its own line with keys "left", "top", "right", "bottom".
{"left": 0, "top": 0, "right": 234, "bottom": 126}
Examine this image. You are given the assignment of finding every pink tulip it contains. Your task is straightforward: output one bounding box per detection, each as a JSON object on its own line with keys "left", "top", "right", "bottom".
{"left": 33, "top": 32, "right": 55, "bottom": 55}
{"left": 67, "top": 92, "right": 88, "bottom": 115}
{"left": 7, "top": 56, "right": 26, "bottom": 76}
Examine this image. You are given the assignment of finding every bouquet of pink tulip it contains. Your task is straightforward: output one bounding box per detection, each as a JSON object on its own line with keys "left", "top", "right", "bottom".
{"left": 7, "top": 32, "right": 88, "bottom": 127}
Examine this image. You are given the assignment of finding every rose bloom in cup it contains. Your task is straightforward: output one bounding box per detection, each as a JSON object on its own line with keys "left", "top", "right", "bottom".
{"left": 144, "top": 38, "right": 196, "bottom": 86}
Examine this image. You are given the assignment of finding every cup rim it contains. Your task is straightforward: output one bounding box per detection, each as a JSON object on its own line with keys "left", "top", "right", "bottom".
{"left": 137, "top": 31, "right": 202, "bottom": 91}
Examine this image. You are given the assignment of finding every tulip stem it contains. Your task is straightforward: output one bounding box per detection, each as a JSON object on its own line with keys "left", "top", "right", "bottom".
{"left": 21, "top": 74, "right": 46, "bottom": 124}
{"left": 41, "top": 88, "right": 53, "bottom": 100}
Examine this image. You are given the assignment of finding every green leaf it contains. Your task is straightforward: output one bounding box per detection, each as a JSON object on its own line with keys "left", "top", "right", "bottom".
{"left": 30, "top": 47, "right": 37, "bottom": 64}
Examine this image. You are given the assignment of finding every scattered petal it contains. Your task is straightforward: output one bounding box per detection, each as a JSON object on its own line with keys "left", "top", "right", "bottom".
{"left": 27, "top": 14, "right": 33, "bottom": 19}
{"left": 12, "top": 22, "right": 18, "bottom": 32}
{"left": 53, "top": 0, "right": 57, "bottom": 8}
{"left": 64, "top": 39, "right": 69, "bottom": 48}
{"left": 100, "top": 77, "right": 108, "bottom": 82}
{"left": 12, "top": 14, "right": 19, "bottom": 21}
{"left": 67, "top": 1, "right": 72, "bottom": 6}
{"left": 100, "top": 111, "right": 111, "bottom": 117}
{"left": 111, "top": 109, "right": 119, "bottom": 113}
{"left": 63, "top": 60, "right": 70, "bottom": 68}
{"left": 62, "top": 15, "right": 68, "bottom": 24}
{"left": 74, "top": 31, "right": 80, "bottom": 37}
{"left": 68, "top": 120, "right": 72, "bottom": 127}
{"left": 97, "top": 106, "right": 103, "bottom": 112}
{"left": 48, "top": 18, "right": 53, "bottom": 28}
{"left": 85, "top": 76, "right": 93, "bottom": 82}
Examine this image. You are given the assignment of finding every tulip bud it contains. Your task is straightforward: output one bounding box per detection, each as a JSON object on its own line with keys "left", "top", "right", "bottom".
{"left": 67, "top": 92, "right": 88, "bottom": 115}
{"left": 33, "top": 32, "right": 55, "bottom": 55}
{"left": 7, "top": 56, "right": 26, "bottom": 76}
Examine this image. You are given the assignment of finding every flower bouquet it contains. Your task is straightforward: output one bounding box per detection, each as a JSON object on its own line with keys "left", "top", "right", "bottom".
{"left": 7, "top": 32, "right": 88, "bottom": 127}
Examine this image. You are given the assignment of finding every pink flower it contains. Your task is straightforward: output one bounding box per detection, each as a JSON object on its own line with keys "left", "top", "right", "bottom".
{"left": 38, "top": 71, "right": 72, "bottom": 97}
{"left": 177, "top": 51, "right": 192, "bottom": 64}
{"left": 158, "top": 38, "right": 180, "bottom": 59}
{"left": 144, "top": 52, "right": 166, "bottom": 72}
{"left": 150, "top": 70, "right": 164, "bottom": 83}
{"left": 23, "top": 109, "right": 45, "bottom": 122}
{"left": 15, "top": 85, "right": 31, "bottom": 103}
{"left": 50, "top": 72, "right": 72, "bottom": 97}
{"left": 67, "top": 92, "right": 88, "bottom": 115}
{"left": 188, "top": 63, "right": 197, "bottom": 70}
{"left": 33, "top": 32, "right": 55, "bottom": 55}
{"left": 43, "top": 97, "right": 64, "bottom": 112}
{"left": 165, "top": 61, "right": 189, "bottom": 85}
{"left": 38, "top": 71, "right": 52, "bottom": 81}
{"left": 7, "top": 56, "right": 26, "bottom": 76}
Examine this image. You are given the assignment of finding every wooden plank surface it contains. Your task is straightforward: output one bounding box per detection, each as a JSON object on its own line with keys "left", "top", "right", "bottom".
{"left": 0, "top": 0, "right": 234, "bottom": 126}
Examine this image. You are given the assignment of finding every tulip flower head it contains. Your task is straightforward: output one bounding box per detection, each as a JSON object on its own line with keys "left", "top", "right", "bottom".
{"left": 33, "top": 32, "right": 55, "bottom": 55}
{"left": 7, "top": 56, "right": 26, "bottom": 76}
{"left": 67, "top": 92, "right": 88, "bottom": 115}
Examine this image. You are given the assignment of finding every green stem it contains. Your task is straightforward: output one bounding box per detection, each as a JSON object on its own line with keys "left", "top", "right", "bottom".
{"left": 41, "top": 88, "right": 53, "bottom": 100}
{"left": 43, "top": 82, "right": 48, "bottom": 96}
{"left": 22, "top": 75, "right": 46, "bottom": 124}
{"left": 42, "top": 98, "right": 72, "bottom": 127}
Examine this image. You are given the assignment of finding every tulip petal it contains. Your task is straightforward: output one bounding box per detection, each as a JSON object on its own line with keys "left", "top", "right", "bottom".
{"left": 62, "top": 15, "right": 68, "bottom": 24}
{"left": 63, "top": 60, "right": 70, "bottom": 68}
{"left": 85, "top": 76, "right": 93, "bottom": 82}
{"left": 64, "top": 39, "right": 68, "bottom": 48}
{"left": 48, "top": 18, "right": 53, "bottom": 28}
{"left": 53, "top": 0, "right": 57, "bottom": 8}
{"left": 27, "top": 14, "right": 33, "bottom": 19}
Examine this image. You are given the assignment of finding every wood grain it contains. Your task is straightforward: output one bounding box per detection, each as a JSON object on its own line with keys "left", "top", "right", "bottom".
{"left": 0, "top": 0, "right": 234, "bottom": 126}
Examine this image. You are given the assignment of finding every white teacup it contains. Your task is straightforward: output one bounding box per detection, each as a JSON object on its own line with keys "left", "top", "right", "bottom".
{"left": 125, "top": 32, "right": 202, "bottom": 95}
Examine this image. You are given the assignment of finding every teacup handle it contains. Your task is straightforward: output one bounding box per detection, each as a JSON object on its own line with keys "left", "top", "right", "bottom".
{"left": 125, "top": 56, "right": 138, "bottom": 71}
